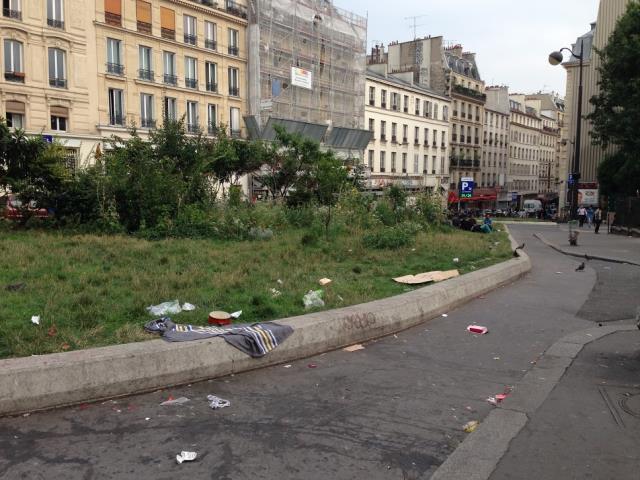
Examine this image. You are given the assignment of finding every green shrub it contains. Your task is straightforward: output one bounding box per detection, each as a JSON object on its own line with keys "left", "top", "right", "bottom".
{"left": 363, "top": 225, "right": 413, "bottom": 249}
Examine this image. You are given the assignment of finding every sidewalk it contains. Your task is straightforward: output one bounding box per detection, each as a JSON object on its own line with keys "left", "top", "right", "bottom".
{"left": 536, "top": 224, "right": 640, "bottom": 265}
{"left": 490, "top": 328, "right": 640, "bottom": 480}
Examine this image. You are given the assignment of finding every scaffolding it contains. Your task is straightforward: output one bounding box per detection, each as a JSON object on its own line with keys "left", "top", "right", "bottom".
{"left": 248, "top": 0, "right": 367, "bottom": 130}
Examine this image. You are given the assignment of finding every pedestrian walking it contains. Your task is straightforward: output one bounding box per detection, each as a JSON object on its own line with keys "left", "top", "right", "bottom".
{"left": 578, "top": 206, "right": 587, "bottom": 227}
{"left": 587, "top": 206, "right": 594, "bottom": 228}
{"left": 594, "top": 207, "right": 603, "bottom": 234}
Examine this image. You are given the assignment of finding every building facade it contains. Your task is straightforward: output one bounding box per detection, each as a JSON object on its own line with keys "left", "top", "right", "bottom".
{"left": 483, "top": 86, "right": 510, "bottom": 207}
{"left": 364, "top": 68, "right": 451, "bottom": 193}
{"left": 1, "top": 0, "right": 249, "bottom": 168}
{"left": 508, "top": 96, "right": 541, "bottom": 206}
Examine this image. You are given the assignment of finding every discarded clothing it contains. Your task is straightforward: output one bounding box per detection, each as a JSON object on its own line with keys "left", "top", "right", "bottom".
{"left": 207, "top": 395, "right": 230, "bottom": 409}
{"left": 144, "top": 318, "right": 293, "bottom": 358}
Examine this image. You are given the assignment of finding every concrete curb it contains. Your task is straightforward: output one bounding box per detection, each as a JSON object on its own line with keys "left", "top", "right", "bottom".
{"left": 0, "top": 237, "right": 531, "bottom": 417}
{"left": 430, "top": 324, "right": 638, "bottom": 480}
{"left": 534, "top": 233, "right": 640, "bottom": 266}
{"left": 496, "top": 221, "right": 558, "bottom": 226}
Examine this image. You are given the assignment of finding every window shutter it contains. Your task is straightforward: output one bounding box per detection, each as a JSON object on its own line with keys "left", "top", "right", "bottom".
{"left": 136, "top": 0, "right": 151, "bottom": 23}
{"left": 6, "top": 101, "right": 25, "bottom": 113}
{"left": 105, "top": 0, "right": 121, "bottom": 15}
{"left": 51, "top": 106, "right": 69, "bottom": 117}
{"left": 160, "top": 7, "right": 175, "bottom": 30}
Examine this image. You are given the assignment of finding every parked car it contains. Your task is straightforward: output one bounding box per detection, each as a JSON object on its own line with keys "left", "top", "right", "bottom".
{"left": 1, "top": 194, "right": 49, "bottom": 220}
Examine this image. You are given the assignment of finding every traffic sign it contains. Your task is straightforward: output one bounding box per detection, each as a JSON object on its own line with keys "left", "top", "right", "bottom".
{"left": 460, "top": 178, "right": 474, "bottom": 199}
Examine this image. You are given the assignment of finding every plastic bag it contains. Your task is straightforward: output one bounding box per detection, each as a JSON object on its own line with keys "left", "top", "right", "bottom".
{"left": 303, "top": 290, "right": 325, "bottom": 310}
{"left": 147, "top": 300, "right": 182, "bottom": 316}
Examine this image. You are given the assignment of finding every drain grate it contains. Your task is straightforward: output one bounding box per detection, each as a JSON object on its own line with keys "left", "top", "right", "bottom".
{"left": 600, "top": 386, "right": 640, "bottom": 428}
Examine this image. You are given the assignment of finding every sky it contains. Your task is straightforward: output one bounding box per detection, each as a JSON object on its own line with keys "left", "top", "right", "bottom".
{"left": 337, "top": 0, "right": 601, "bottom": 95}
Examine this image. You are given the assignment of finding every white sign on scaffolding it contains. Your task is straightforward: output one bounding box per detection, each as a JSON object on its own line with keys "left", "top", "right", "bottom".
{"left": 291, "top": 66, "right": 313, "bottom": 90}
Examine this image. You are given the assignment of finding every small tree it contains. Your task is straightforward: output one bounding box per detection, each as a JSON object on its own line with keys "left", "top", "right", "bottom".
{"left": 309, "top": 151, "right": 350, "bottom": 236}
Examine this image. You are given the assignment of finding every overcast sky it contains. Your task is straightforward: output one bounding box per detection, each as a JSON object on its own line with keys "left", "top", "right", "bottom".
{"left": 338, "top": 0, "right": 600, "bottom": 95}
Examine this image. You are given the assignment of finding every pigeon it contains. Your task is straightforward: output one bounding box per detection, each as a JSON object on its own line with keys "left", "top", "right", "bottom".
{"left": 576, "top": 262, "right": 585, "bottom": 272}
{"left": 513, "top": 243, "right": 525, "bottom": 257}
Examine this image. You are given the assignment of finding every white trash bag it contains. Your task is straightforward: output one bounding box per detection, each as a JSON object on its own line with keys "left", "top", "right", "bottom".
{"left": 303, "top": 290, "right": 325, "bottom": 310}
{"left": 147, "top": 300, "right": 182, "bottom": 316}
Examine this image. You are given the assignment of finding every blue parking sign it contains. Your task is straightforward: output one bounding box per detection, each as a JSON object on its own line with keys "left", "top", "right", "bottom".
{"left": 460, "top": 177, "right": 474, "bottom": 199}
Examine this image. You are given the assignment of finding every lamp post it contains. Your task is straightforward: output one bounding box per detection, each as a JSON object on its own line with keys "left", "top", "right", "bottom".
{"left": 549, "top": 38, "right": 584, "bottom": 220}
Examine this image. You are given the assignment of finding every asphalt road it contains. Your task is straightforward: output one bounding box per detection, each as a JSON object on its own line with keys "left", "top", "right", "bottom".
{"left": 0, "top": 225, "right": 636, "bottom": 480}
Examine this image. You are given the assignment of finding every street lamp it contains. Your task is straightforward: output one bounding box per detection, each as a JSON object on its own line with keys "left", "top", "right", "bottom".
{"left": 549, "top": 39, "right": 584, "bottom": 220}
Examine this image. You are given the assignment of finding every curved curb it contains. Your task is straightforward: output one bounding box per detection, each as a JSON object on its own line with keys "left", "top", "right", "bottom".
{"left": 0, "top": 238, "right": 531, "bottom": 417}
{"left": 534, "top": 232, "right": 640, "bottom": 266}
{"left": 430, "top": 323, "right": 638, "bottom": 480}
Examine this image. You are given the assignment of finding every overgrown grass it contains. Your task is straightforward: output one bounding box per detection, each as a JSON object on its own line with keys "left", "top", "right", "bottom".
{"left": 0, "top": 223, "right": 511, "bottom": 358}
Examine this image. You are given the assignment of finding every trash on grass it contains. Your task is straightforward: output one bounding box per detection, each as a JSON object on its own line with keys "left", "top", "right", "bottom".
{"left": 319, "top": 278, "right": 332, "bottom": 286}
{"left": 453, "top": 258, "right": 460, "bottom": 263}
{"left": 5, "top": 282, "right": 26, "bottom": 292}
{"left": 208, "top": 311, "right": 232, "bottom": 326}
{"left": 303, "top": 290, "right": 325, "bottom": 309}
{"left": 230, "top": 310, "right": 243, "bottom": 319}
{"left": 277, "top": 279, "right": 284, "bottom": 285}
{"left": 393, "top": 270, "right": 460, "bottom": 285}
{"left": 463, "top": 420, "right": 479, "bottom": 433}
{"left": 31, "top": 315, "right": 40, "bottom": 326}
{"left": 343, "top": 344, "right": 365, "bottom": 353}
{"left": 467, "top": 325, "right": 489, "bottom": 335}
{"left": 176, "top": 451, "right": 197, "bottom": 464}
{"left": 207, "top": 395, "right": 230, "bottom": 409}
{"left": 270, "top": 288, "right": 282, "bottom": 298}
{"left": 160, "top": 397, "right": 190, "bottom": 406}
{"left": 147, "top": 300, "right": 182, "bottom": 316}
{"left": 48, "top": 325, "right": 57, "bottom": 337}
{"left": 181, "top": 303, "right": 196, "bottom": 311}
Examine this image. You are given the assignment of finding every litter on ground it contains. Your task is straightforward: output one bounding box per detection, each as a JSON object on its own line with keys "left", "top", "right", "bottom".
{"left": 463, "top": 420, "right": 479, "bottom": 433}
{"left": 283, "top": 364, "right": 292, "bottom": 368}
{"left": 486, "top": 394, "right": 509, "bottom": 406}
{"left": 181, "top": 303, "right": 196, "bottom": 311}
{"left": 207, "top": 395, "right": 230, "bottom": 409}
{"left": 31, "top": 315, "right": 40, "bottom": 326}
{"left": 343, "top": 344, "right": 365, "bottom": 353}
{"left": 319, "top": 278, "right": 332, "bottom": 286}
{"left": 393, "top": 270, "right": 460, "bottom": 285}
{"left": 467, "top": 325, "right": 489, "bottom": 335}
{"left": 5, "top": 282, "right": 26, "bottom": 292}
{"left": 308, "top": 363, "right": 318, "bottom": 369}
{"left": 160, "top": 397, "right": 190, "bottom": 406}
{"left": 208, "top": 311, "right": 232, "bottom": 326}
{"left": 147, "top": 300, "right": 182, "bottom": 316}
{"left": 453, "top": 258, "right": 460, "bottom": 263}
{"left": 176, "top": 451, "right": 197, "bottom": 464}
{"left": 442, "top": 314, "right": 449, "bottom": 318}
{"left": 270, "top": 288, "right": 282, "bottom": 298}
{"left": 303, "top": 290, "right": 325, "bottom": 309}
{"left": 230, "top": 310, "right": 243, "bottom": 319}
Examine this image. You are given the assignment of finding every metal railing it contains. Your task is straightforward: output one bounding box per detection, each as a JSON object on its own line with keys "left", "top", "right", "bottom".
{"left": 184, "top": 34, "right": 197, "bottom": 45}
{"left": 47, "top": 18, "right": 64, "bottom": 29}
{"left": 106, "top": 63, "right": 124, "bottom": 75}
{"left": 109, "top": 114, "right": 124, "bottom": 126}
{"left": 3, "top": 8, "right": 22, "bottom": 20}
{"left": 228, "top": 45, "right": 239, "bottom": 56}
{"left": 49, "top": 77, "right": 67, "bottom": 88}
{"left": 141, "top": 118, "right": 156, "bottom": 128}
{"left": 185, "top": 78, "right": 198, "bottom": 89}
{"left": 138, "top": 69, "right": 154, "bottom": 81}
{"left": 163, "top": 74, "right": 177, "bottom": 85}
{"left": 228, "top": 86, "right": 239, "bottom": 96}
{"left": 4, "top": 71, "right": 25, "bottom": 82}
{"left": 205, "top": 39, "right": 217, "bottom": 50}
{"left": 206, "top": 82, "right": 218, "bottom": 92}
{"left": 187, "top": 123, "right": 199, "bottom": 133}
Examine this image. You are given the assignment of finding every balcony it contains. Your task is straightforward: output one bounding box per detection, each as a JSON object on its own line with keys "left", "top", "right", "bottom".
{"left": 432, "top": 142, "right": 437, "bottom": 148}
{"left": 225, "top": 0, "right": 247, "bottom": 19}
{"left": 4, "top": 71, "right": 25, "bottom": 83}
{"left": 184, "top": 34, "right": 197, "bottom": 45}
{"left": 381, "top": 102, "right": 387, "bottom": 109}
{"left": 205, "top": 39, "right": 217, "bottom": 50}
{"left": 475, "top": 137, "right": 480, "bottom": 144}
{"left": 47, "top": 18, "right": 64, "bottom": 29}
{"left": 452, "top": 83, "right": 487, "bottom": 102}
{"left": 137, "top": 20, "right": 151, "bottom": 34}
{"left": 138, "top": 69, "right": 154, "bottom": 82}
{"left": 453, "top": 110, "right": 458, "bottom": 117}
{"left": 403, "top": 107, "right": 408, "bottom": 113}
{"left": 441, "top": 142, "right": 446, "bottom": 148}
{"left": 187, "top": 123, "right": 199, "bottom": 133}
{"left": 380, "top": 135, "right": 387, "bottom": 142}
{"left": 391, "top": 135, "right": 397, "bottom": 144}
{"left": 206, "top": 82, "right": 218, "bottom": 92}
{"left": 106, "top": 63, "right": 124, "bottom": 76}
{"left": 141, "top": 118, "right": 156, "bottom": 128}
{"left": 161, "top": 28, "right": 175, "bottom": 40}
{"left": 415, "top": 109, "right": 420, "bottom": 116}
{"left": 185, "top": 77, "right": 197, "bottom": 89}
{"left": 402, "top": 137, "right": 408, "bottom": 144}
{"left": 414, "top": 139, "right": 420, "bottom": 146}
{"left": 49, "top": 77, "right": 67, "bottom": 88}
{"left": 450, "top": 157, "right": 481, "bottom": 169}
{"left": 228, "top": 45, "right": 239, "bottom": 56}
{"left": 460, "top": 135, "right": 465, "bottom": 143}
{"left": 380, "top": 167, "right": 386, "bottom": 173}
{"left": 391, "top": 104, "right": 398, "bottom": 111}
{"left": 163, "top": 74, "right": 177, "bottom": 85}
{"left": 452, "top": 134, "right": 458, "bottom": 142}
{"left": 3, "top": 8, "right": 21, "bottom": 20}
{"left": 229, "top": 86, "right": 239, "bottom": 96}
{"left": 109, "top": 114, "right": 124, "bottom": 126}
{"left": 369, "top": 99, "right": 375, "bottom": 106}
{"left": 423, "top": 141, "right": 429, "bottom": 147}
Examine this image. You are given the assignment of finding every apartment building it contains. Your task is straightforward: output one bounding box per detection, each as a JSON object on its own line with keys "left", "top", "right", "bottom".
{"left": 483, "top": 86, "right": 511, "bottom": 208}
{"left": 364, "top": 67, "right": 451, "bottom": 193}
{"left": 509, "top": 96, "right": 541, "bottom": 206}
{"left": 0, "top": 0, "right": 248, "bottom": 167}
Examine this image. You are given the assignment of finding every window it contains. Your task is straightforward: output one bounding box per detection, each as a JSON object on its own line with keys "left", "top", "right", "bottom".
{"left": 106, "top": 38, "right": 123, "bottom": 75}
{"left": 163, "top": 51, "right": 176, "bottom": 85}
{"left": 108, "top": 88, "right": 124, "bottom": 125}
{"left": 380, "top": 90, "right": 387, "bottom": 108}
{"left": 441, "top": 131, "right": 446, "bottom": 148}
{"left": 3, "top": 0, "right": 22, "bottom": 20}
{"left": 443, "top": 106, "right": 449, "bottom": 121}
{"left": 47, "top": 0, "right": 64, "bottom": 29}
{"left": 228, "top": 28, "right": 239, "bottom": 56}
{"left": 368, "top": 86, "right": 375, "bottom": 106}
{"left": 205, "top": 21, "right": 217, "bottom": 50}
{"left": 229, "top": 107, "right": 240, "bottom": 137}
{"left": 228, "top": 67, "right": 239, "bottom": 96}
{"left": 136, "top": 0, "right": 151, "bottom": 34}
{"left": 401, "top": 153, "right": 407, "bottom": 173}
{"left": 403, "top": 95, "right": 409, "bottom": 113}
{"left": 424, "top": 128, "right": 428, "bottom": 145}
{"left": 391, "top": 123, "right": 397, "bottom": 142}
{"left": 433, "top": 103, "right": 439, "bottom": 120}
{"left": 413, "top": 154, "right": 419, "bottom": 174}
{"left": 138, "top": 46, "right": 153, "bottom": 81}
{"left": 391, "top": 92, "right": 399, "bottom": 111}
{"left": 163, "top": 96, "right": 177, "bottom": 121}
{"left": 415, "top": 98, "right": 420, "bottom": 116}
{"left": 205, "top": 62, "right": 217, "bottom": 92}
{"left": 207, "top": 104, "right": 217, "bottom": 133}
{"left": 423, "top": 155, "right": 428, "bottom": 174}
{"left": 186, "top": 101, "right": 198, "bottom": 132}
{"left": 4, "top": 39, "right": 24, "bottom": 82}
{"left": 432, "top": 130, "right": 437, "bottom": 146}
{"left": 368, "top": 118, "right": 374, "bottom": 133}
{"left": 140, "top": 93, "right": 154, "bottom": 128}
{"left": 184, "top": 15, "right": 197, "bottom": 45}
{"left": 50, "top": 115, "right": 66, "bottom": 131}
{"left": 185, "top": 57, "right": 197, "bottom": 88}
{"left": 6, "top": 112, "right": 24, "bottom": 129}
{"left": 402, "top": 124, "right": 408, "bottom": 143}
{"left": 48, "top": 47, "right": 66, "bottom": 88}
{"left": 160, "top": 6, "right": 175, "bottom": 39}
{"left": 432, "top": 156, "right": 437, "bottom": 174}
{"left": 368, "top": 150, "right": 374, "bottom": 171}
{"left": 380, "top": 121, "right": 386, "bottom": 140}
{"left": 414, "top": 126, "right": 419, "bottom": 144}
{"left": 391, "top": 152, "right": 396, "bottom": 172}
{"left": 424, "top": 101, "right": 431, "bottom": 118}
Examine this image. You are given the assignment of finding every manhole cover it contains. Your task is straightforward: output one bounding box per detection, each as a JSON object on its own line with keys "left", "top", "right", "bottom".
{"left": 620, "top": 392, "right": 640, "bottom": 419}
